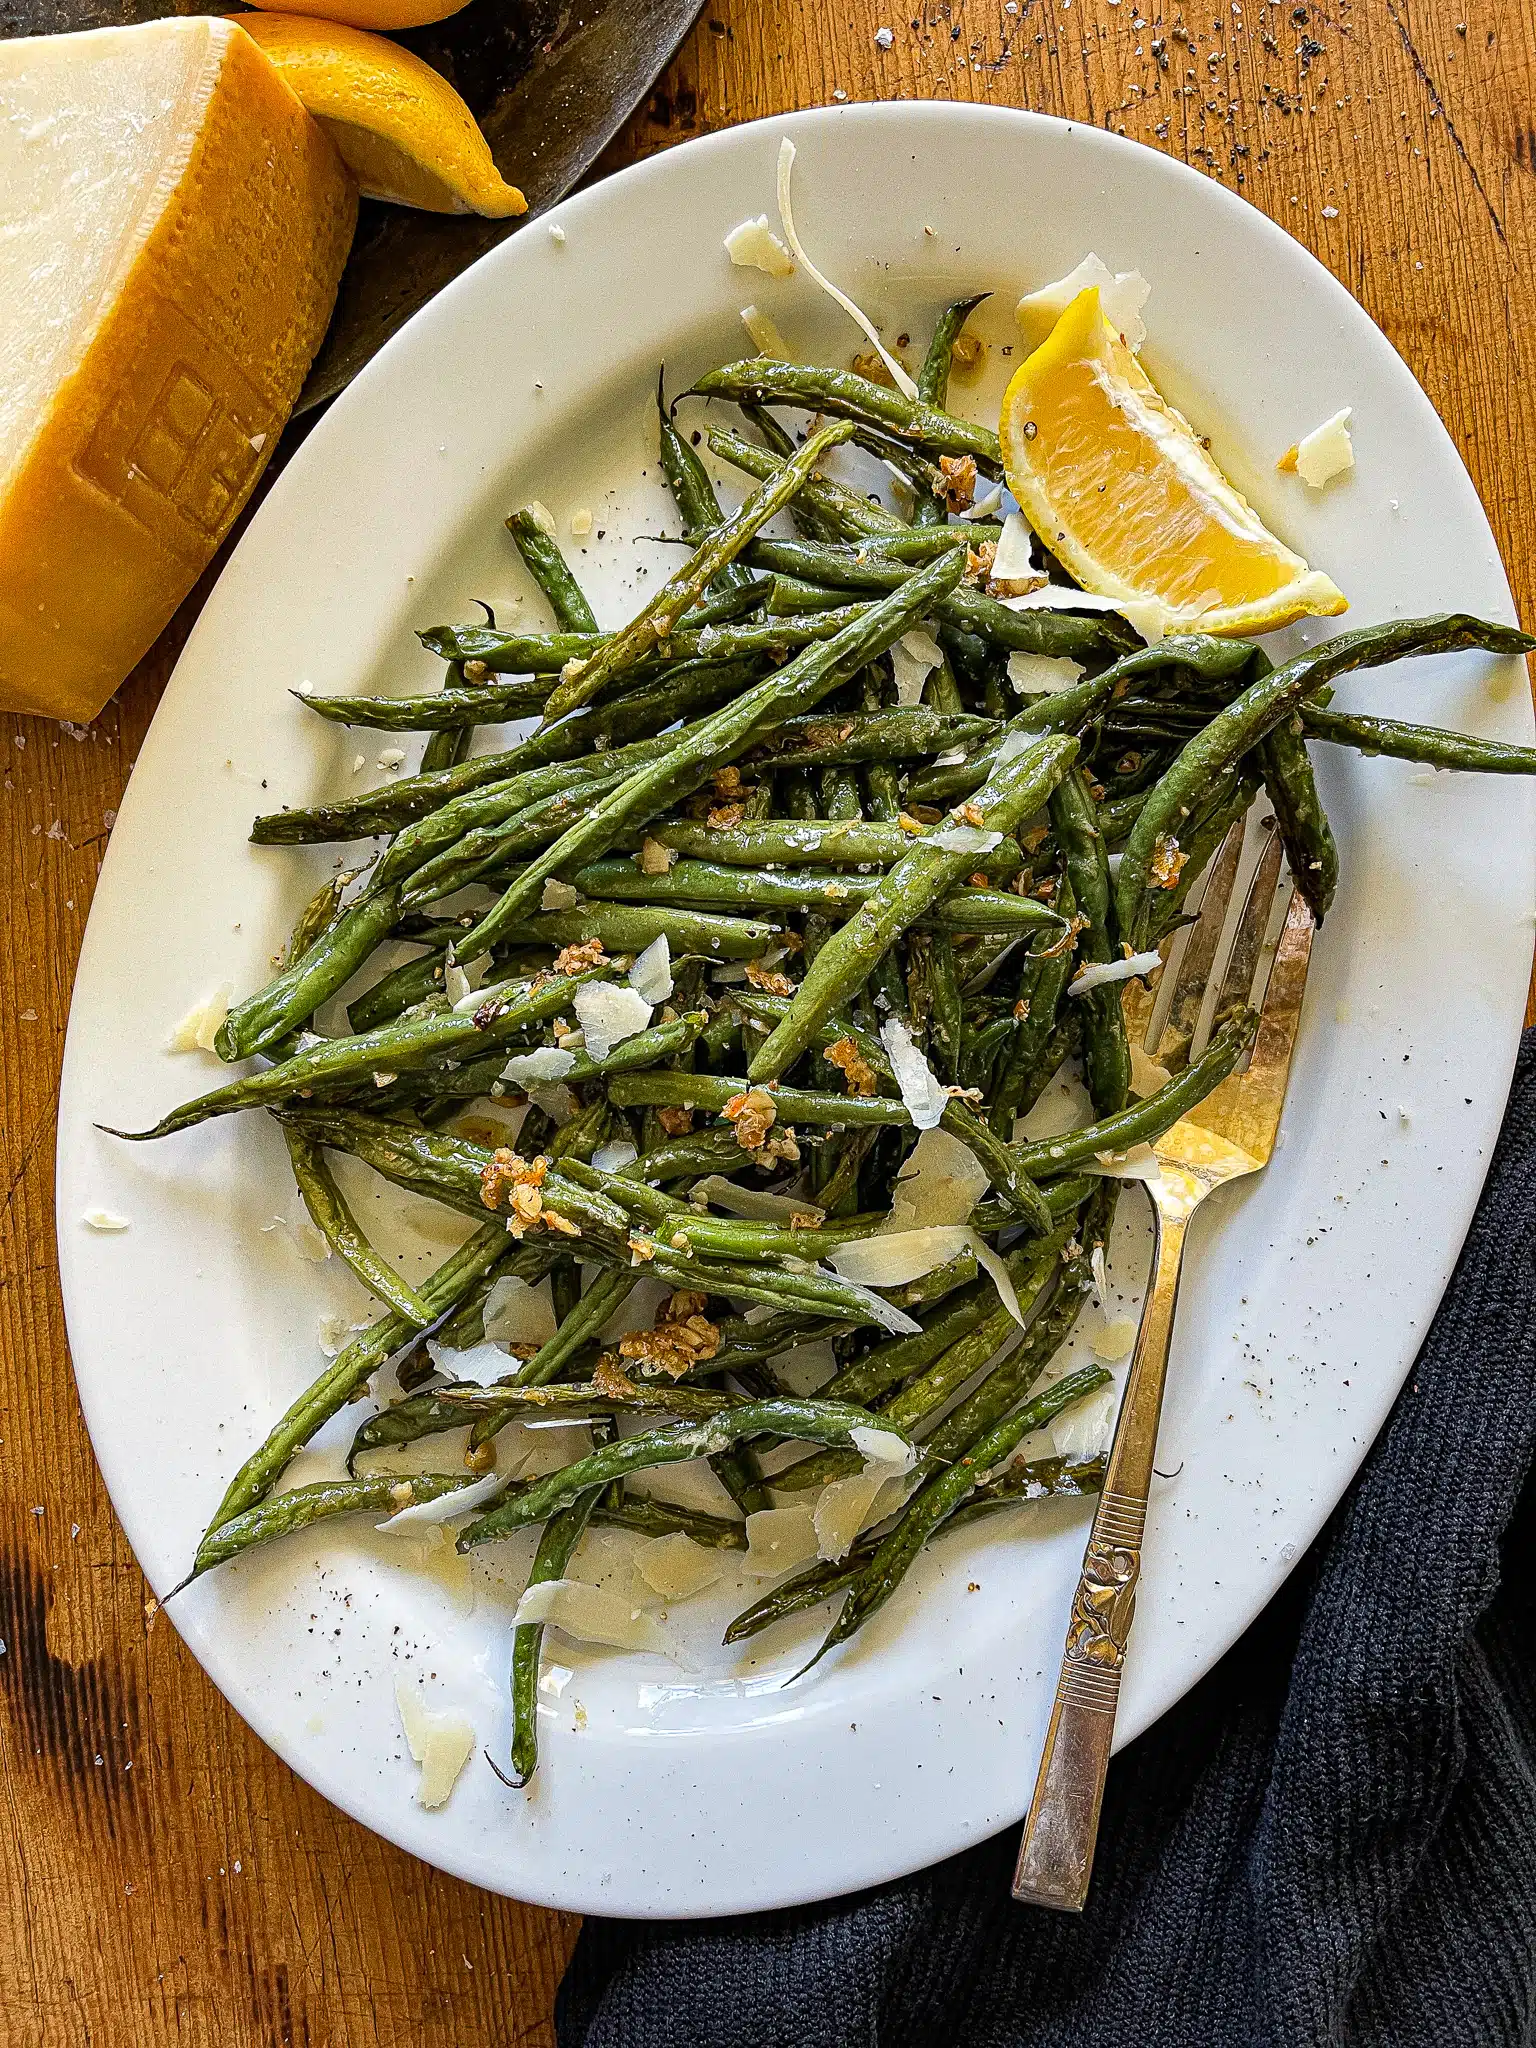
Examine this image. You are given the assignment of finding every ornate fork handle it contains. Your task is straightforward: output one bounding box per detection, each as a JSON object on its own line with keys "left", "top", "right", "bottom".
{"left": 1012, "top": 1181, "right": 1197, "bottom": 1910}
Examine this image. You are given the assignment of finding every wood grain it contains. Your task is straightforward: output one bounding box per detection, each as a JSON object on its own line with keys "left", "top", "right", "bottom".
{"left": 3, "top": 2, "right": 1531, "bottom": 2040}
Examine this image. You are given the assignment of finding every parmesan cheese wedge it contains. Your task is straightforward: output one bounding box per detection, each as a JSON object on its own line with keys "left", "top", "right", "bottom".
{"left": 0, "top": 19, "right": 356, "bottom": 720}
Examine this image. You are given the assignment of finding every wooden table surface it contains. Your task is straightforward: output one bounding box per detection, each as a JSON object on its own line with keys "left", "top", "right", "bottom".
{"left": 4, "top": 1, "right": 1532, "bottom": 2040}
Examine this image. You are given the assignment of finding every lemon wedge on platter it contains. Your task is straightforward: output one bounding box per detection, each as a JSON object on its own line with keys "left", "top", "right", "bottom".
{"left": 238, "top": 13, "right": 526, "bottom": 218}
{"left": 1000, "top": 286, "right": 1346, "bottom": 638}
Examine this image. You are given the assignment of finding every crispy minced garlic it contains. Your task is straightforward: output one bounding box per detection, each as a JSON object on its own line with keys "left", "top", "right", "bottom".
{"left": 897, "top": 811, "right": 925, "bottom": 835}
{"left": 935, "top": 453, "right": 977, "bottom": 512}
{"left": 954, "top": 802, "right": 986, "bottom": 829}
{"left": 745, "top": 958, "right": 795, "bottom": 997}
{"left": 658, "top": 1104, "right": 695, "bottom": 1137}
{"left": 1013, "top": 997, "right": 1032, "bottom": 1021}
{"left": 1020, "top": 825, "right": 1050, "bottom": 854}
{"left": 553, "top": 937, "right": 607, "bottom": 975}
{"left": 543, "top": 1208, "right": 581, "bottom": 1237}
{"left": 639, "top": 836, "right": 677, "bottom": 874}
{"left": 591, "top": 1353, "right": 640, "bottom": 1399}
{"left": 479, "top": 1148, "right": 547, "bottom": 1214}
{"left": 1036, "top": 913, "right": 1090, "bottom": 959}
{"left": 750, "top": 1125, "right": 800, "bottom": 1167}
{"left": 969, "top": 871, "right": 990, "bottom": 888}
{"left": 824, "top": 1034, "right": 877, "bottom": 1097}
{"left": 964, "top": 541, "right": 996, "bottom": 586}
{"left": 462, "top": 659, "right": 489, "bottom": 682}
{"left": 627, "top": 1233, "right": 657, "bottom": 1262}
{"left": 1149, "top": 834, "right": 1189, "bottom": 890}
{"left": 707, "top": 802, "right": 746, "bottom": 829}
{"left": 723, "top": 1086, "right": 778, "bottom": 1149}
{"left": 618, "top": 1295, "right": 722, "bottom": 1379}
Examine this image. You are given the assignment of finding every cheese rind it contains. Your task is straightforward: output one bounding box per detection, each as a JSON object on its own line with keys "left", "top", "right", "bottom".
{"left": 0, "top": 20, "right": 356, "bottom": 722}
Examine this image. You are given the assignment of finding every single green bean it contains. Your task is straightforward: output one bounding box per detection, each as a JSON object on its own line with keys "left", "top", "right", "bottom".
{"left": 282, "top": 1127, "right": 435, "bottom": 1325}
{"left": 1301, "top": 702, "right": 1536, "bottom": 773}
{"left": 1008, "top": 1008, "right": 1256, "bottom": 1182}
{"left": 506, "top": 507, "right": 599, "bottom": 633}
{"left": 509, "top": 1488, "right": 602, "bottom": 1784}
{"left": 1049, "top": 769, "right": 1130, "bottom": 1116}
{"left": 687, "top": 358, "right": 1002, "bottom": 469}
{"left": 191, "top": 1472, "right": 483, "bottom": 1575}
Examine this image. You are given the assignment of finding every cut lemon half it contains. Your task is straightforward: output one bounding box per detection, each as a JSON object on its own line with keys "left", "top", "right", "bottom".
{"left": 1000, "top": 287, "right": 1346, "bottom": 638}
{"left": 237, "top": 14, "right": 525, "bottom": 218}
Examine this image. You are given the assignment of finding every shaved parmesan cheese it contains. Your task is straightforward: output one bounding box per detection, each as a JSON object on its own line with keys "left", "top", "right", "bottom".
{"left": 570, "top": 508, "right": 593, "bottom": 538}
{"left": 813, "top": 1467, "right": 890, "bottom": 1561}
{"left": 959, "top": 482, "right": 1005, "bottom": 522}
{"left": 994, "top": 730, "right": 1034, "bottom": 766}
{"left": 926, "top": 824, "right": 1003, "bottom": 854}
{"left": 1289, "top": 407, "right": 1354, "bottom": 489}
{"left": 483, "top": 1273, "right": 558, "bottom": 1347}
{"left": 828, "top": 1225, "right": 971, "bottom": 1290}
{"left": 1089, "top": 1317, "right": 1138, "bottom": 1361}
{"left": 1049, "top": 1380, "right": 1119, "bottom": 1459}
{"left": 1129, "top": 1042, "right": 1173, "bottom": 1098}
{"left": 968, "top": 1233, "right": 1026, "bottom": 1326}
{"left": 376, "top": 1469, "right": 507, "bottom": 1532}
{"left": 989, "top": 510, "right": 1042, "bottom": 595}
{"left": 888, "top": 627, "right": 944, "bottom": 706}
{"left": 591, "top": 1139, "right": 640, "bottom": 1174}
{"left": 541, "top": 878, "right": 580, "bottom": 911}
{"left": 890, "top": 1126, "right": 990, "bottom": 1228}
{"left": 529, "top": 1081, "right": 575, "bottom": 1127}
{"left": 573, "top": 982, "right": 652, "bottom": 1060}
{"left": 724, "top": 214, "right": 795, "bottom": 276}
{"left": 395, "top": 1680, "right": 474, "bottom": 1808}
{"left": 1007, "top": 650, "right": 1086, "bottom": 697}
{"left": 1018, "top": 254, "right": 1150, "bottom": 352}
{"left": 169, "top": 982, "right": 233, "bottom": 1053}
{"left": 1001, "top": 582, "right": 1168, "bottom": 645}
{"left": 742, "top": 1502, "right": 820, "bottom": 1577}
{"left": 500, "top": 1046, "right": 576, "bottom": 1085}
{"left": 1084, "top": 1142, "right": 1163, "bottom": 1186}
{"left": 633, "top": 1533, "right": 724, "bottom": 1600}
{"left": 880, "top": 1014, "right": 948, "bottom": 1129}
{"left": 629, "top": 934, "right": 673, "bottom": 1004}
{"left": 741, "top": 303, "right": 791, "bottom": 358}
{"left": 1069, "top": 950, "right": 1162, "bottom": 994}
{"left": 776, "top": 137, "right": 918, "bottom": 400}
{"left": 850, "top": 1425, "right": 915, "bottom": 1470}
{"left": 1090, "top": 1241, "right": 1109, "bottom": 1310}
{"left": 426, "top": 1336, "right": 518, "bottom": 1388}
{"left": 83, "top": 1207, "right": 131, "bottom": 1231}
{"left": 444, "top": 960, "right": 473, "bottom": 1007}
{"left": 514, "top": 1578, "right": 668, "bottom": 1651}
{"left": 692, "top": 1175, "right": 824, "bottom": 1225}
{"left": 526, "top": 500, "right": 558, "bottom": 536}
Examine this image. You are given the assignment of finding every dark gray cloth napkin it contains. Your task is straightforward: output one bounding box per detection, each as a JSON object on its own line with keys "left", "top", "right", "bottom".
{"left": 557, "top": 1032, "right": 1536, "bottom": 2048}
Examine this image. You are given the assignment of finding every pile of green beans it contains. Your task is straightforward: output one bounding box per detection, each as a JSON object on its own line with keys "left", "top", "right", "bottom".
{"left": 128, "top": 301, "right": 1536, "bottom": 1792}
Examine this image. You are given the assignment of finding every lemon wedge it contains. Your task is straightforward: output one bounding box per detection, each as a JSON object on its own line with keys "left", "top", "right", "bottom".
{"left": 237, "top": 14, "right": 525, "bottom": 218}
{"left": 1000, "top": 287, "right": 1346, "bottom": 638}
